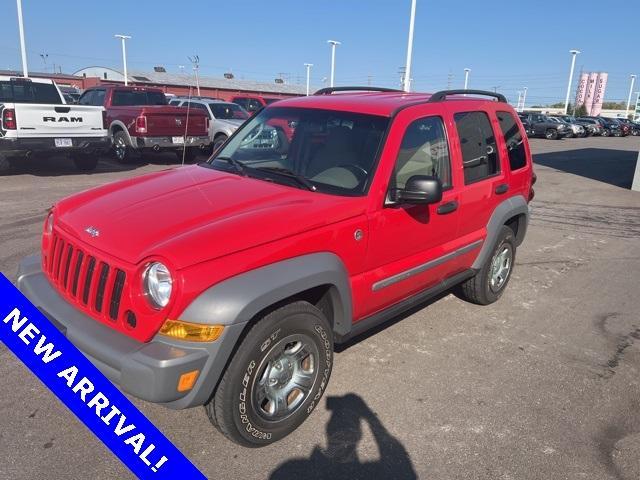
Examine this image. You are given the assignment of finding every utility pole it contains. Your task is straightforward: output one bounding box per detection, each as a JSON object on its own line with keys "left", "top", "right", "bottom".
{"left": 16, "top": 0, "right": 29, "bottom": 77}
{"left": 447, "top": 71, "right": 453, "bottom": 89}
{"left": 463, "top": 68, "right": 471, "bottom": 89}
{"left": 403, "top": 0, "right": 417, "bottom": 92}
{"left": 564, "top": 49, "right": 580, "bottom": 114}
{"left": 304, "top": 63, "right": 313, "bottom": 96}
{"left": 188, "top": 55, "right": 200, "bottom": 95}
{"left": 367, "top": 74, "right": 373, "bottom": 86}
{"left": 40, "top": 53, "right": 48, "bottom": 72}
{"left": 625, "top": 74, "right": 636, "bottom": 118}
{"left": 114, "top": 35, "right": 131, "bottom": 86}
{"left": 327, "top": 40, "right": 340, "bottom": 87}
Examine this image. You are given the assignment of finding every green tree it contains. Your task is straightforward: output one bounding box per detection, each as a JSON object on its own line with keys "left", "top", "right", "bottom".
{"left": 574, "top": 104, "right": 588, "bottom": 117}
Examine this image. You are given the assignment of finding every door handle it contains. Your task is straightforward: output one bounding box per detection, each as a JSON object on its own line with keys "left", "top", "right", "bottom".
{"left": 495, "top": 184, "right": 509, "bottom": 195}
{"left": 437, "top": 200, "right": 458, "bottom": 215}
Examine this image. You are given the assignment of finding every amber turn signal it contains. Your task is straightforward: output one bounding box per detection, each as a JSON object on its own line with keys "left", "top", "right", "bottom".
{"left": 159, "top": 319, "right": 224, "bottom": 342}
{"left": 177, "top": 370, "right": 199, "bottom": 392}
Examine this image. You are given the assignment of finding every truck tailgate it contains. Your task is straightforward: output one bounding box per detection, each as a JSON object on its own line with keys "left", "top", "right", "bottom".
{"left": 144, "top": 108, "right": 208, "bottom": 136}
{"left": 14, "top": 104, "right": 105, "bottom": 137}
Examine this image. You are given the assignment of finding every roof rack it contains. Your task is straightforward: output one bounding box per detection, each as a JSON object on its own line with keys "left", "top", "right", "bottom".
{"left": 314, "top": 86, "right": 402, "bottom": 95}
{"left": 428, "top": 89, "right": 507, "bottom": 103}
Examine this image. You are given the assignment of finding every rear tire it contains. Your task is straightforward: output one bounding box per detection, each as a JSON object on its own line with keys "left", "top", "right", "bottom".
{"left": 206, "top": 301, "right": 333, "bottom": 447}
{"left": 71, "top": 153, "right": 98, "bottom": 172}
{"left": 212, "top": 135, "right": 228, "bottom": 155}
{"left": 112, "top": 131, "right": 138, "bottom": 164}
{"left": 601, "top": 129, "right": 610, "bottom": 137}
{"left": 545, "top": 129, "right": 558, "bottom": 140}
{"left": 457, "top": 225, "right": 516, "bottom": 305}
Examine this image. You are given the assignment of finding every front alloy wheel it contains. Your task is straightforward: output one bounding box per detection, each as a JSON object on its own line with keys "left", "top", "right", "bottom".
{"left": 206, "top": 301, "right": 333, "bottom": 447}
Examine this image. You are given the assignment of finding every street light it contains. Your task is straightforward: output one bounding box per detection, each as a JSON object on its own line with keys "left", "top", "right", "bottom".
{"left": 522, "top": 86, "right": 528, "bottom": 111}
{"left": 463, "top": 68, "right": 471, "bottom": 89}
{"left": 327, "top": 40, "right": 341, "bottom": 88}
{"left": 625, "top": 74, "right": 636, "bottom": 118}
{"left": 304, "top": 63, "right": 313, "bottom": 96}
{"left": 564, "top": 49, "right": 580, "bottom": 114}
{"left": 16, "top": 0, "right": 28, "bottom": 77}
{"left": 403, "top": 0, "right": 417, "bottom": 92}
{"left": 114, "top": 34, "right": 131, "bottom": 86}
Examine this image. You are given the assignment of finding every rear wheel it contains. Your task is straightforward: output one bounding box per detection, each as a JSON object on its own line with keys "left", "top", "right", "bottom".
{"left": 212, "top": 135, "right": 228, "bottom": 155}
{"left": 457, "top": 225, "right": 516, "bottom": 305}
{"left": 112, "top": 131, "right": 138, "bottom": 164}
{"left": 71, "top": 153, "right": 98, "bottom": 171}
{"left": 545, "top": 129, "right": 558, "bottom": 140}
{"left": 601, "top": 129, "right": 610, "bottom": 137}
{"left": 206, "top": 301, "right": 333, "bottom": 447}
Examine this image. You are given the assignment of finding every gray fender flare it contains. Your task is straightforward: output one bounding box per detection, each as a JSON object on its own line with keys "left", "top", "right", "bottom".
{"left": 109, "top": 121, "right": 133, "bottom": 146}
{"left": 180, "top": 252, "right": 353, "bottom": 337}
{"left": 472, "top": 195, "right": 529, "bottom": 270}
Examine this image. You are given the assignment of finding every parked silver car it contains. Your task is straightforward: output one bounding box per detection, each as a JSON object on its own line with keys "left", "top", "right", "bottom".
{"left": 548, "top": 116, "right": 585, "bottom": 138}
{"left": 169, "top": 96, "right": 250, "bottom": 152}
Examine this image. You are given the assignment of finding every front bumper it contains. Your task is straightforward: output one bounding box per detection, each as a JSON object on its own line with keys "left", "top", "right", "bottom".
{"left": 17, "top": 255, "right": 245, "bottom": 409}
{"left": 0, "top": 136, "right": 110, "bottom": 156}
{"left": 133, "top": 135, "right": 210, "bottom": 150}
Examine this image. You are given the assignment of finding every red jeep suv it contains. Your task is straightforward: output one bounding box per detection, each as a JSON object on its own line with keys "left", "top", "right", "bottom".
{"left": 18, "top": 87, "right": 533, "bottom": 447}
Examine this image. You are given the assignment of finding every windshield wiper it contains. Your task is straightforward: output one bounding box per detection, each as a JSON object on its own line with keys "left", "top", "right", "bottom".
{"left": 215, "top": 156, "right": 248, "bottom": 176}
{"left": 253, "top": 166, "right": 317, "bottom": 191}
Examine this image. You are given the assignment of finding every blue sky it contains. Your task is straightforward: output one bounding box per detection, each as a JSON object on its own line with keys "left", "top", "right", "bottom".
{"left": 1, "top": 0, "right": 638, "bottom": 106}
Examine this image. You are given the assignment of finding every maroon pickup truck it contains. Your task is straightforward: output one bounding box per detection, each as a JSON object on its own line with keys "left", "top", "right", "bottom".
{"left": 78, "top": 85, "right": 209, "bottom": 163}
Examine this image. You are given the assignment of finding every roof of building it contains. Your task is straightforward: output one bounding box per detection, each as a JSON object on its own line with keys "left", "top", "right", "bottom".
{"left": 126, "top": 70, "right": 307, "bottom": 95}
{"left": 0, "top": 69, "right": 82, "bottom": 80}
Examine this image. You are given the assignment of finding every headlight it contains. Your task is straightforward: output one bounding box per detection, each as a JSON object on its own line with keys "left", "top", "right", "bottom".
{"left": 143, "top": 262, "right": 173, "bottom": 308}
{"left": 45, "top": 211, "right": 54, "bottom": 235}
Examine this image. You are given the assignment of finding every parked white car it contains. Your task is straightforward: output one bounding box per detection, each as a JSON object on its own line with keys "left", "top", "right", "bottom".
{"left": 0, "top": 76, "right": 109, "bottom": 171}
{"left": 169, "top": 96, "right": 250, "bottom": 152}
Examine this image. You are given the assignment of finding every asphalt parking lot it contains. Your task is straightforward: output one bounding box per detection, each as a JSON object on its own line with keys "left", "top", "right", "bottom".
{"left": 1, "top": 136, "right": 639, "bottom": 480}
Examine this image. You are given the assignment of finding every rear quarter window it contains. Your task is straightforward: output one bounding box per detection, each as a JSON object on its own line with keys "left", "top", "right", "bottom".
{"left": 454, "top": 111, "right": 500, "bottom": 184}
{"left": 496, "top": 111, "right": 527, "bottom": 170}
{"left": 0, "top": 80, "right": 62, "bottom": 104}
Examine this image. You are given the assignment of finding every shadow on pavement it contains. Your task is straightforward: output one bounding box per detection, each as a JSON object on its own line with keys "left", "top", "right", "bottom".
{"left": 270, "top": 394, "right": 417, "bottom": 480}
{"left": 533, "top": 148, "right": 638, "bottom": 189}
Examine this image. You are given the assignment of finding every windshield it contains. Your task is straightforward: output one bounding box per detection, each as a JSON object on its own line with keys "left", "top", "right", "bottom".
{"left": 210, "top": 103, "right": 249, "bottom": 120}
{"left": 209, "top": 107, "right": 389, "bottom": 196}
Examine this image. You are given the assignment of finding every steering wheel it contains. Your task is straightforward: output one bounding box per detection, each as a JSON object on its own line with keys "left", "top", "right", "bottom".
{"left": 240, "top": 123, "right": 265, "bottom": 146}
{"left": 337, "top": 164, "right": 368, "bottom": 182}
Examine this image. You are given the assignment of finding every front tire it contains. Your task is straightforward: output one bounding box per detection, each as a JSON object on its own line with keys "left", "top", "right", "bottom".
{"left": 206, "top": 301, "right": 333, "bottom": 447}
{"left": 457, "top": 225, "right": 516, "bottom": 305}
{"left": 545, "top": 129, "right": 558, "bottom": 140}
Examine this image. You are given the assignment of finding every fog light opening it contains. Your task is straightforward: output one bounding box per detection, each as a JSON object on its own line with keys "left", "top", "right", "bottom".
{"left": 125, "top": 310, "right": 137, "bottom": 329}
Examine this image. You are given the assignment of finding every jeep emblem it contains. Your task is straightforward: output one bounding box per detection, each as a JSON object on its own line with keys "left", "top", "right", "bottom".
{"left": 84, "top": 226, "right": 100, "bottom": 238}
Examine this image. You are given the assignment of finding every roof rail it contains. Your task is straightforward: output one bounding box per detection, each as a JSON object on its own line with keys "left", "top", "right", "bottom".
{"left": 428, "top": 89, "right": 507, "bottom": 103}
{"left": 314, "top": 86, "right": 402, "bottom": 95}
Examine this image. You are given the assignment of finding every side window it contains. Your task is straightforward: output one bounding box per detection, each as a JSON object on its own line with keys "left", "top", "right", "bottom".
{"left": 454, "top": 111, "right": 500, "bottom": 184}
{"left": 78, "top": 91, "right": 94, "bottom": 105}
{"left": 190, "top": 102, "right": 211, "bottom": 118}
{"left": 233, "top": 98, "right": 248, "bottom": 109}
{"left": 497, "top": 111, "right": 527, "bottom": 171}
{"left": 169, "top": 100, "right": 181, "bottom": 106}
{"left": 247, "top": 99, "right": 262, "bottom": 112}
{"left": 392, "top": 116, "right": 451, "bottom": 190}
{"left": 92, "top": 90, "right": 106, "bottom": 106}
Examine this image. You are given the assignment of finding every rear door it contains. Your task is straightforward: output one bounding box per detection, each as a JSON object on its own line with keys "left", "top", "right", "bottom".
{"left": 446, "top": 103, "right": 508, "bottom": 259}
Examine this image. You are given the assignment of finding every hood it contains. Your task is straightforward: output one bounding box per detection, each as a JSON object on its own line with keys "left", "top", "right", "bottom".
{"left": 55, "top": 165, "right": 365, "bottom": 269}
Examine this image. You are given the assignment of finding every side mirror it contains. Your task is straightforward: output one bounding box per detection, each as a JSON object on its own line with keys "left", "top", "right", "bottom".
{"left": 394, "top": 175, "right": 443, "bottom": 205}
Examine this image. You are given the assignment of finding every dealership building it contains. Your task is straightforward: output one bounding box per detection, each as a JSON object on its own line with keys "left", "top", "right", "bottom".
{"left": 0, "top": 66, "right": 306, "bottom": 101}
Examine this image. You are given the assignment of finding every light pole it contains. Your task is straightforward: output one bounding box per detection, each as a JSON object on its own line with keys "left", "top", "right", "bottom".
{"left": 564, "top": 49, "right": 580, "bottom": 114}
{"left": 403, "top": 0, "right": 417, "bottom": 92}
{"left": 188, "top": 56, "right": 200, "bottom": 96}
{"left": 16, "top": 0, "right": 29, "bottom": 77}
{"left": 327, "top": 40, "right": 340, "bottom": 88}
{"left": 463, "top": 68, "right": 471, "bottom": 89}
{"left": 114, "top": 34, "right": 131, "bottom": 86}
{"left": 304, "top": 63, "right": 313, "bottom": 96}
{"left": 625, "top": 74, "right": 636, "bottom": 118}
{"left": 40, "top": 53, "right": 48, "bottom": 72}
{"left": 522, "top": 86, "right": 528, "bottom": 111}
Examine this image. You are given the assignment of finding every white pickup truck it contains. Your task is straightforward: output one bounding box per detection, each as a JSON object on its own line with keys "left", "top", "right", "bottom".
{"left": 0, "top": 76, "right": 109, "bottom": 172}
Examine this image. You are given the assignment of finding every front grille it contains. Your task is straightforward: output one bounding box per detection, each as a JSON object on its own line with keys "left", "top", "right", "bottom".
{"left": 46, "top": 232, "right": 128, "bottom": 325}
